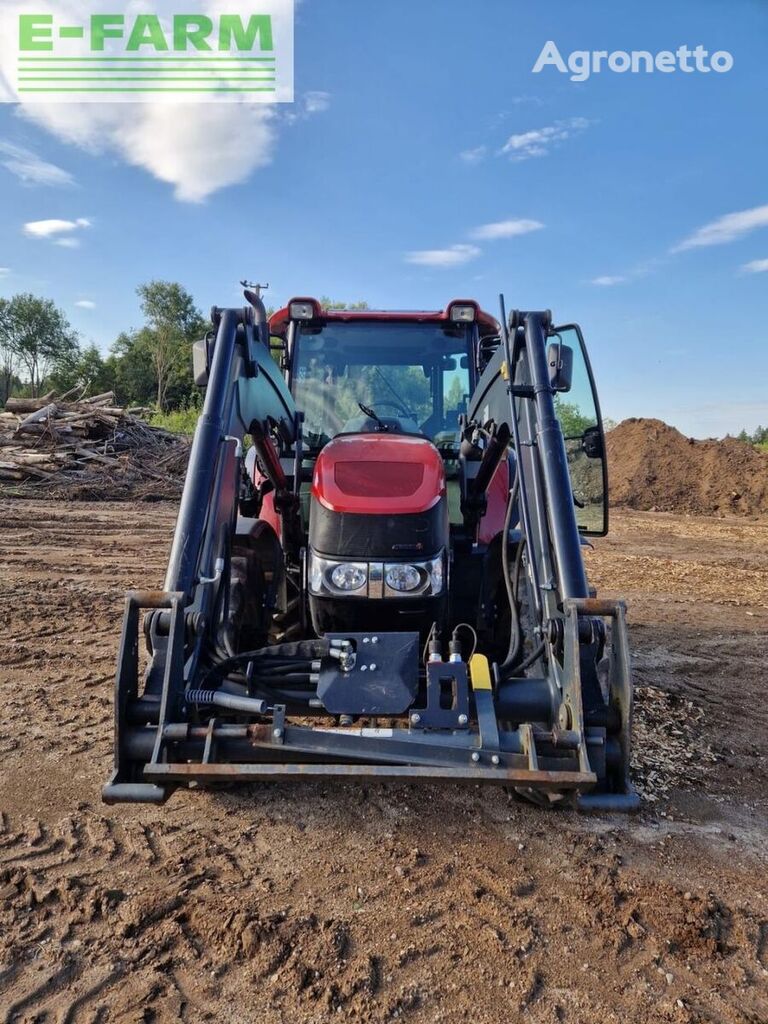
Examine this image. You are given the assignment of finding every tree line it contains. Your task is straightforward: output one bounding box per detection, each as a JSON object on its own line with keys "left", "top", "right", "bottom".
{"left": 736, "top": 426, "right": 768, "bottom": 447}
{"left": 0, "top": 281, "right": 206, "bottom": 411}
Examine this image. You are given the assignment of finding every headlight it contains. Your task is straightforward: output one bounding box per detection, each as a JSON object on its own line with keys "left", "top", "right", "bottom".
{"left": 385, "top": 564, "right": 421, "bottom": 592}
{"left": 309, "top": 553, "right": 369, "bottom": 597}
{"left": 449, "top": 303, "right": 476, "bottom": 323}
{"left": 384, "top": 553, "right": 444, "bottom": 597}
{"left": 309, "top": 550, "right": 445, "bottom": 599}
{"left": 330, "top": 563, "right": 367, "bottom": 591}
{"left": 289, "top": 300, "right": 316, "bottom": 320}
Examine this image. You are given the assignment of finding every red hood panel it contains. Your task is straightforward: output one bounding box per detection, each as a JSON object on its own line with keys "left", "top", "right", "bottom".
{"left": 312, "top": 434, "right": 445, "bottom": 515}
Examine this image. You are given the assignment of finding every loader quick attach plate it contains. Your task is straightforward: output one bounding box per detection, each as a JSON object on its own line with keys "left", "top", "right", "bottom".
{"left": 317, "top": 632, "right": 419, "bottom": 715}
{"left": 103, "top": 590, "right": 635, "bottom": 809}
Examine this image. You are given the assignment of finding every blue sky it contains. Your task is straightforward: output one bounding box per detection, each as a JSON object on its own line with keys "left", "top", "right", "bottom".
{"left": 1, "top": 0, "right": 767, "bottom": 436}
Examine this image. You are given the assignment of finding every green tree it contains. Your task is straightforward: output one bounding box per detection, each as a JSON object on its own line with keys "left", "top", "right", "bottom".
{"left": 0, "top": 293, "right": 78, "bottom": 398}
{"left": 48, "top": 343, "right": 113, "bottom": 397}
{"left": 107, "top": 331, "right": 155, "bottom": 407}
{"left": 134, "top": 281, "right": 207, "bottom": 410}
{"left": 445, "top": 375, "right": 465, "bottom": 410}
{"left": 0, "top": 299, "right": 20, "bottom": 405}
{"left": 554, "top": 397, "right": 595, "bottom": 438}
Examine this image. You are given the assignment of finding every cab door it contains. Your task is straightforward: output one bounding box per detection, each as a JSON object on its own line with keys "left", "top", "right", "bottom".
{"left": 550, "top": 324, "right": 609, "bottom": 536}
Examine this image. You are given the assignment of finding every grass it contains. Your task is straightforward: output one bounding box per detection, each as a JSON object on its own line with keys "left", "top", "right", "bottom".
{"left": 150, "top": 405, "right": 200, "bottom": 436}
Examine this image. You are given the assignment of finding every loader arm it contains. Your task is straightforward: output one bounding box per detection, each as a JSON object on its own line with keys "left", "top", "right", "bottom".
{"left": 467, "top": 307, "right": 635, "bottom": 808}
{"left": 166, "top": 301, "right": 298, "bottom": 600}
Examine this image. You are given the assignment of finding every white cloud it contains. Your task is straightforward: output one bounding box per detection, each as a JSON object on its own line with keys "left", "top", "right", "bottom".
{"left": 740, "top": 257, "right": 768, "bottom": 274}
{"left": 0, "top": 141, "right": 74, "bottom": 187}
{"left": 470, "top": 218, "right": 544, "bottom": 241}
{"left": 591, "top": 275, "right": 627, "bottom": 286}
{"left": 75, "top": 299, "right": 96, "bottom": 309}
{"left": 501, "top": 117, "right": 591, "bottom": 161}
{"left": 304, "top": 91, "right": 331, "bottom": 114}
{"left": 459, "top": 145, "right": 488, "bottom": 164}
{"left": 24, "top": 217, "right": 91, "bottom": 241}
{"left": 20, "top": 103, "right": 279, "bottom": 204}
{"left": 404, "top": 244, "right": 481, "bottom": 268}
{"left": 0, "top": 267, "right": 10, "bottom": 278}
{"left": 284, "top": 90, "right": 333, "bottom": 126}
{"left": 672, "top": 204, "right": 768, "bottom": 253}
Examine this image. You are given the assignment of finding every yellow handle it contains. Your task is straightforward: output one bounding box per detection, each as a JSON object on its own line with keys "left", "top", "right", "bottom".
{"left": 469, "top": 654, "right": 492, "bottom": 691}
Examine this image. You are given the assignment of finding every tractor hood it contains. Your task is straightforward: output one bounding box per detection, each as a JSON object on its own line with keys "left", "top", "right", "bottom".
{"left": 311, "top": 434, "right": 446, "bottom": 515}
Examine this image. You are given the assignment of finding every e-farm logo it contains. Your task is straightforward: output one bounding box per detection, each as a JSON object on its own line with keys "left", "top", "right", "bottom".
{"left": 0, "top": 2, "right": 294, "bottom": 103}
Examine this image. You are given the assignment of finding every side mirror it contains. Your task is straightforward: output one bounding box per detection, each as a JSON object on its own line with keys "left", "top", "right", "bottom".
{"left": 547, "top": 340, "right": 573, "bottom": 392}
{"left": 582, "top": 425, "right": 603, "bottom": 459}
{"left": 192, "top": 335, "right": 211, "bottom": 386}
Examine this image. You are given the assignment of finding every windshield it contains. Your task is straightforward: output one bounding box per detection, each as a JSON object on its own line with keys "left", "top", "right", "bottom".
{"left": 292, "top": 321, "right": 472, "bottom": 450}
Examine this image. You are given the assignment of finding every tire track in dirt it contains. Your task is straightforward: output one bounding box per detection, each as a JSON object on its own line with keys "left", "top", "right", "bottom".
{"left": 0, "top": 501, "right": 767, "bottom": 1023}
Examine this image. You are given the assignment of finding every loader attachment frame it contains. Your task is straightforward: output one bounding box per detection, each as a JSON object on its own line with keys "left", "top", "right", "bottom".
{"left": 103, "top": 297, "right": 639, "bottom": 810}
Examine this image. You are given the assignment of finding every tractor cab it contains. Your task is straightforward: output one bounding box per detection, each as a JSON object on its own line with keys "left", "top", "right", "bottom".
{"left": 258, "top": 300, "right": 507, "bottom": 637}
{"left": 266, "top": 298, "right": 503, "bottom": 516}
{"left": 269, "top": 299, "right": 500, "bottom": 447}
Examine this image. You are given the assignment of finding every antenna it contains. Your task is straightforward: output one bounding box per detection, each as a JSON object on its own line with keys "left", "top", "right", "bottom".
{"left": 240, "top": 280, "right": 269, "bottom": 299}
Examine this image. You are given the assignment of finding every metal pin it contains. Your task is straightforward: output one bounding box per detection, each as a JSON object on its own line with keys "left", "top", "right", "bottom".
{"left": 471, "top": 751, "right": 480, "bottom": 763}
{"left": 457, "top": 714, "right": 468, "bottom": 726}
{"left": 491, "top": 754, "right": 500, "bottom": 765}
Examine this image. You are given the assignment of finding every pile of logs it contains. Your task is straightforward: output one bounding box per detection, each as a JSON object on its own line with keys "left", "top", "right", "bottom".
{"left": 0, "top": 389, "right": 190, "bottom": 500}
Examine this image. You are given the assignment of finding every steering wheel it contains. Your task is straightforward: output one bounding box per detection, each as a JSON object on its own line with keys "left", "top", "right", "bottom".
{"left": 364, "top": 399, "right": 415, "bottom": 420}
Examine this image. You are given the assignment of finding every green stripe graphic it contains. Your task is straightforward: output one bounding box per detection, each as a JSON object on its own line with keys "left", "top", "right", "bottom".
{"left": 18, "top": 86, "right": 277, "bottom": 92}
{"left": 18, "top": 56, "right": 275, "bottom": 62}
{"left": 19, "top": 76, "right": 276, "bottom": 81}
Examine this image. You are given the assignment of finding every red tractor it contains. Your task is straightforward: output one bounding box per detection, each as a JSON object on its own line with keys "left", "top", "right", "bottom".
{"left": 104, "top": 290, "right": 636, "bottom": 810}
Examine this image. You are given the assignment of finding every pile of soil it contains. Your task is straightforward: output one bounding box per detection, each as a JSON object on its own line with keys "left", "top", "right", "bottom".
{"left": 607, "top": 418, "right": 768, "bottom": 516}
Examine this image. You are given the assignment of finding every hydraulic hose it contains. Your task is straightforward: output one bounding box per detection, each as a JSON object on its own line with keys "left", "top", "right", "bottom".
{"left": 255, "top": 662, "right": 314, "bottom": 676}
{"left": 199, "top": 638, "right": 328, "bottom": 688}
{"left": 250, "top": 673, "right": 313, "bottom": 687}
{"left": 511, "top": 642, "right": 545, "bottom": 675}
{"left": 498, "top": 471, "right": 524, "bottom": 672}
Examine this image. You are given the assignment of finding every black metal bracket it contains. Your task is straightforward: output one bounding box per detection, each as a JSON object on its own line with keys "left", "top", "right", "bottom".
{"left": 103, "top": 589, "right": 186, "bottom": 805}
{"left": 411, "top": 661, "right": 470, "bottom": 730}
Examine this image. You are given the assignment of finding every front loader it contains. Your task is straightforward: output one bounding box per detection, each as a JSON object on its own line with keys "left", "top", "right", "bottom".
{"left": 103, "top": 289, "right": 638, "bottom": 811}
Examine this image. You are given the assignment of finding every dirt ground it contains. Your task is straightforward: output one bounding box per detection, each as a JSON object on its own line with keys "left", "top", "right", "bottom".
{"left": 0, "top": 500, "right": 766, "bottom": 1024}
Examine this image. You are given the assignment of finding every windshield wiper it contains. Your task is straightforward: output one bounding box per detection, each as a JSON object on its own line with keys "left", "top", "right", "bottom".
{"left": 358, "top": 402, "right": 389, "bottom": 432}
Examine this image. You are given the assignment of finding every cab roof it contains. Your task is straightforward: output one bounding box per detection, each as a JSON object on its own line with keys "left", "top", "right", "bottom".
{"left": 268, "top": 299, "right": 500, "bottom": 339}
